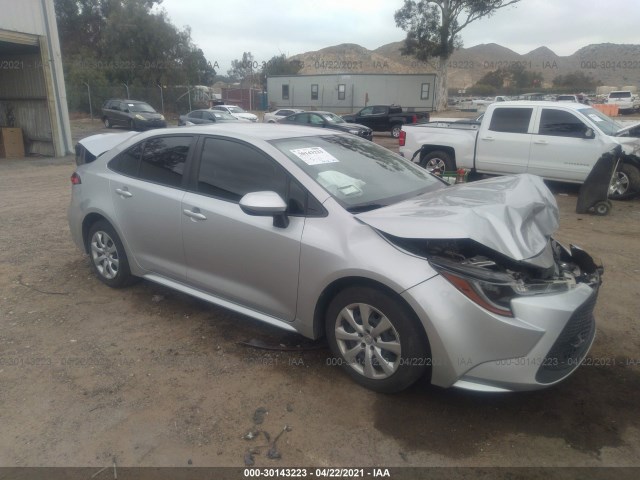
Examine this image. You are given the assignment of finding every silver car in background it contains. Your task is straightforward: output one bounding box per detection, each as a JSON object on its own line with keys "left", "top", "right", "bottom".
{"left": 68, "top": 124, "right": 602, "bottom": 393}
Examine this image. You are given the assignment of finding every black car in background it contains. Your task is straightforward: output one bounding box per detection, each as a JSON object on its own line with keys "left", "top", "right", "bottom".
{"left": 178, "top": 109, "right": 246, "bottom": 126}
{"left": 101, "top": 99, "right": 167, "bottom": 130}
{"left": 279, "top": 111, "right": 373, "bottom": 140}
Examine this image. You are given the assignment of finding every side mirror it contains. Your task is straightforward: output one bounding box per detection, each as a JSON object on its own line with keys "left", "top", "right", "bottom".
{"left": 583, "top": 128, "right": 595, "bottom": 139}
{"left": 239, "top": 191, "right": 289, "bottom": 228}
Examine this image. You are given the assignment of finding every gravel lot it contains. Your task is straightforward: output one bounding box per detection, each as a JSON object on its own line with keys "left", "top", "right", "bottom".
{"left": 0, "top": 117, "right": 639, "bottom": 474}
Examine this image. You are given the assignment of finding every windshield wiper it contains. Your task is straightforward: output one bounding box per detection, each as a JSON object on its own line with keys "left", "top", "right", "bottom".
{"left": 346, "top": 204, "right": 386, "bottom": 213}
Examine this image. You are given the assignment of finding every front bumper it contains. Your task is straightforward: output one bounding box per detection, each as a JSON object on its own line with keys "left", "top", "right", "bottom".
{"left": 402, "top": 274, "right": 598, "bottom": 392}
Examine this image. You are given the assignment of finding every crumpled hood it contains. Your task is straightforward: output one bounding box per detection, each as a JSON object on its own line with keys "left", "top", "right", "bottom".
{"left": 356, "top": 174, "right": 559, "bottom": 262}
{"left": 77, "top": 132, "right": 139, "bottom": 156}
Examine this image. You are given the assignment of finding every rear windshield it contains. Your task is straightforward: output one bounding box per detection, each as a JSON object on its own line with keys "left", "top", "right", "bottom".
{"left": 609, "top": 92, "right": 632, "bottom": 99}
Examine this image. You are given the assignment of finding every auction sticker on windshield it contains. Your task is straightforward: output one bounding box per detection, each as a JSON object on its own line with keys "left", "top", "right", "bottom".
{"left": 291, "top": 147, "right": 339, "bottom": 166}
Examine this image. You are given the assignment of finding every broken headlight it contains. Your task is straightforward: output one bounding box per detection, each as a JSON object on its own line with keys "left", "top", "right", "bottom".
{"left": 430, "top": 256, "right": 573, "bottom": 317}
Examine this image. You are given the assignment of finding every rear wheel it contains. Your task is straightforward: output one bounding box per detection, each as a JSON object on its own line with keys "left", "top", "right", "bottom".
{"left": 87, "top": 220, "right": 134, "bottom": 288}
{"left": 103, "top": 117, "right": 112, "bottom": 128}
{"left": 390, "top": 124, "right": 402, "bottom": 138}
{"left": 325, "top": 286, "right": 429, "bottom": 393}
{"left": 421, "top": 150, "right": 454, "bottom": 173}
{"left": 609, "top": 162, "right": 640, "bottom": 200}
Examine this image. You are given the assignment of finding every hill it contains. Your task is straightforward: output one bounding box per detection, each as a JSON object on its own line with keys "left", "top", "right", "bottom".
{"left": 289, "top": 42, "right": 640, "bottom": 89}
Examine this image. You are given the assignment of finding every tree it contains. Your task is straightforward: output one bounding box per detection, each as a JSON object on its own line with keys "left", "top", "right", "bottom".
{"left": 227, "top": 52, "right": 257, "bottom": 85}
{"left": 395, "top": 0, "right": 522, "bottom": 110}
{"left": 553, "top": 71, "right": 598, "bottom": 92}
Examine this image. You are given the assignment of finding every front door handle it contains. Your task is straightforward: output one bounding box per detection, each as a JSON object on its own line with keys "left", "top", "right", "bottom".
{"left": 533, "top": 140, "right": 548, "bottom": 145}
{"left": 115, "top": 188, "right": 132, "bottom": 198}
{"left": 481, "top": 136, "right": 495, "bottom": 141}
{"left": 183, "top": 208, "right": 207, "bottom": 221}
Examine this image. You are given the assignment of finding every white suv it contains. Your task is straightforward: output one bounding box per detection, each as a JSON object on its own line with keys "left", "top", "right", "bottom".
{"left": 606, "top": 91, "right": 640, "bottom": 113}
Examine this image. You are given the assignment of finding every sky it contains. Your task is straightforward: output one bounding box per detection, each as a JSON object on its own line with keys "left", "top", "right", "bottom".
{"left": 157, "top": 0, "right": 640, "bottom": 74}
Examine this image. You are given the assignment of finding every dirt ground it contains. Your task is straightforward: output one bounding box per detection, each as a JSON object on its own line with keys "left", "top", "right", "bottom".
{"left": 0, "top": 117, "right": 639, "bottom": 473}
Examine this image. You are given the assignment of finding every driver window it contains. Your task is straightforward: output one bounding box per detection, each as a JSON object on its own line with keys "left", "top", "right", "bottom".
{"left": 539, "top": 109, "right": 588, "bottom": 138}
{"left": 360, "top": 107, "right": 373, "bottom": 116}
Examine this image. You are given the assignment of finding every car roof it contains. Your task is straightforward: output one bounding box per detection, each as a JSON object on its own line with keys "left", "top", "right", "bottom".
{"left": 496, "top": 100, "right": 591, "bottom": 110}
{"left": 121, "top": 123, "right": 339, "bottom": 143}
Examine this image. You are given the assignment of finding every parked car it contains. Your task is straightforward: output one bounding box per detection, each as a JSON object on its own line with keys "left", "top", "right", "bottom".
{"left": 399, "top": 101, "right": 640, "bottom": 200}
{"left": 263, "top": 108, "right": 305, "bottom": 123}
{"left": 69, "top": 124, "right": 602, "bottom": 393}
{"left": 101, "top": 99, "right": 166, "bottom": 130}
{"left": 212, "top": 105, "right": 258, "bottom": 122}
{"left": 341, "top": 105, "right": 430, "bottom": 138}
{"left": 471, "top": 95, "right": 511, "bottom": 106}
{"left": 556, "top": 94, "right": 579, "bottom": 102}
{"left": 178, "top": 109, "right": 246, "bottom": 126}
{"left": 279, "top": 111, "right": 373, "bottom": 140}
{"left": 606, "top": 91, "right": 640, "bottom": 113}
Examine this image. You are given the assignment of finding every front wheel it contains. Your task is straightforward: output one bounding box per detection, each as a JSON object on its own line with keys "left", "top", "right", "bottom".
{"left": 325, "top": 286, "right": 430, "bottom": 393}
{"left": 609, "top": 162, "right": 640, "bottom": 200}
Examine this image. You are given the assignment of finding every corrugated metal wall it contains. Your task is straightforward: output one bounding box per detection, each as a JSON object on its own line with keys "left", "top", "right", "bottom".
{"left": 0, "top": 53, "right": 54, "bottom": 156}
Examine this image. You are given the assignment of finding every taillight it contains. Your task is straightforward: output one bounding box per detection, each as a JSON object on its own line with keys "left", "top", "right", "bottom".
{"left": 399, "top": 130, "right": 406, "bottom": 147}
{"left": 412, "top": 114, "right": 417, "bottom": 123}
{"left": 71, "top": 172, "right": 81, "bottom": 185}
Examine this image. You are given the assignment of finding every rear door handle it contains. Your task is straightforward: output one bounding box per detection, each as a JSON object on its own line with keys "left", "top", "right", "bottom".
{"left": 183, "top": 208, "right": 207, "bottom": 221}
{"left": 533, "top": 140, "right": 548, "bottom": 145}
{"left": 115, "top": 188, "right": 132, "bottom": 198}
{"left": 481, "top": 136, "right": 494, "bottom": 141}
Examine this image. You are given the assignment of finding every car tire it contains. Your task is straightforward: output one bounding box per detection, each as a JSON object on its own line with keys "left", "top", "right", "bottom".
{"left": 609, "top": 162, "right": 640, "bottom": 200}
{"left": 325, "top": 286, "right": 430, "bottom": 393}
{"left": 390, "top": 124, "right": 403, "bottom": 138}
{"left": 104, "top": 117, "right": 112, "bottom": 128}
{"left": 421, "top": 150, "right": 455, "bottom": 173}
{"left": 87, "top": 220, "right": 135, "bottom": 288}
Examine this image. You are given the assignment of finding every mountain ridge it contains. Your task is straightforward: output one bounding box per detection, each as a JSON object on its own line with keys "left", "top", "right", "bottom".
{"left": 289, "top": 42, "right": 640, "bottom": 89}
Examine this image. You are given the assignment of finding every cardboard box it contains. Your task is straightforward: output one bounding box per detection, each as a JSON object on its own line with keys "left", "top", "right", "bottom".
{"left": 0, "top": 127, "right": 26, "bottom": 158}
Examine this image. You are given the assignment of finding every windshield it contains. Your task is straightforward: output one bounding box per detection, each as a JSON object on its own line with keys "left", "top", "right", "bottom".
{"left": 321, "top": 113, "right": 345, "bottom": 124}
{"left": 578, "top": 108, "right": 622, "bottom": 135}
{"left": 227, "top": 106, "right": 246, "bottom": 114}
{"left": 270, "top": 135, "right": 444, "bottom": 211}
{"left": 128, "top": 103, "right": 155, "bottom": 113}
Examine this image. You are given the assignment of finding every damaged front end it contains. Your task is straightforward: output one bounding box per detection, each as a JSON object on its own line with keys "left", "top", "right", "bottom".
{"left": 388, "top": 234, "right": 603, "bottom": 389}
{"left": 387, "top": 236, "right": 602, "bottom": 319}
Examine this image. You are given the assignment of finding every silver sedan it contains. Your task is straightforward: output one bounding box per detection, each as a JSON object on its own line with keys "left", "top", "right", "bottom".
{"left": 68, "top": 124, "right": 602, "bottom": 393}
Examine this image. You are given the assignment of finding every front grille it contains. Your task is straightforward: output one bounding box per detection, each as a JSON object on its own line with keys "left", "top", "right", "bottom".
{"left": 535, "top": 290, "right": 597, "bottom": 384}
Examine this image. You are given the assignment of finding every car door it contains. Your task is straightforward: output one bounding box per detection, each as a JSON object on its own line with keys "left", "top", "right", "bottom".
{"left": 181, "top": 136, "right": 305, "bottom": 321}
{"left": 109, "top": 135, "right": 195, "bottom": 279}
{"left": 475, "top": 106, "right": 535, "bottom": 174}
{"left": 528, "top": 107, "right": 611, "bottom": 182}
{"left": 188, "top": 110, "right": 204, "bottom": 124}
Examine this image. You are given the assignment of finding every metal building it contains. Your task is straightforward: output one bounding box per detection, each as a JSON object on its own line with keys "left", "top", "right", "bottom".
{"left": 0, "top": 0, "right": 72, "bottom": 157}
{"left": 266, "top": 73, "right": 437, "bottom": 113}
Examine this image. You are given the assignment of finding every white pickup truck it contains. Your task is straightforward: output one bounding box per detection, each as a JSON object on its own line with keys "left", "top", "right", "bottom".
{"left": 399, "top": 101, "right": 640, "bottom": 199}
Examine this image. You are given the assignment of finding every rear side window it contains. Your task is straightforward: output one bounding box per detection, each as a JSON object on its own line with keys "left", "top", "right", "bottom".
{"left": 109, "top": 143, "right": 142, "bottom": 177}
{"left": 189, "top": 111, "right": 203, "bottom": 119}
{"left": 489, "top": 108, "right": 533, "bottom": 133}
{"left": 539, "top": 109, "right": 588, "bottom": 138}
{"left": 137, "top": 136, "right": 193, "bottom": 188}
